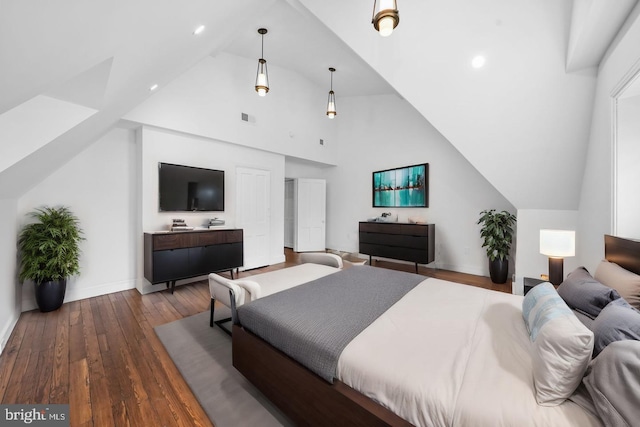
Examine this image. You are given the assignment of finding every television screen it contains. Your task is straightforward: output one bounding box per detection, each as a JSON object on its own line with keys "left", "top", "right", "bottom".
{"left": 372, "top": 163, "right": 428, "bottom": 208}
{"left": 159, "top": 163, "right": 224, "bottom": 212}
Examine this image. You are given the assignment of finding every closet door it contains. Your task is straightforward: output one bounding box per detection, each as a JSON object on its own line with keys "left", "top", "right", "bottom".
{"left": 236, "top": 167, "right": 270, "bottom": 270}
{"left": 284, "top": 179, "right": 295, "bottom": 248}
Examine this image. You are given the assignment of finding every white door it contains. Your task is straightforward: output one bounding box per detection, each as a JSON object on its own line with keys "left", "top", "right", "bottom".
{"left": 295, "top": 178, "right": 326, "bottom": 252}
{"left": 284, "top": 179, "right": 295, "bottom": 248}
{"left": 236, "top": 167, "right": 270, "bottom": 270}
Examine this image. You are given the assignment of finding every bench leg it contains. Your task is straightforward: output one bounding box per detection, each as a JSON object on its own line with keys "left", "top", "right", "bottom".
{"left": 210, "top": 298, "right": 215, "bottom": 327}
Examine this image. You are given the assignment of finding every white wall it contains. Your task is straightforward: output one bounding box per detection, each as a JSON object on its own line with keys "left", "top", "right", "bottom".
{"left": 326, "top": 94, "right": 515, "bottom": 276}
{"left": 125, "top": 53, "right": 339, "bottom": 167}
{"left": 285, "top": 158, "right": 331, "bottom": 179}
{"left": 137, "top": 126, "right": 286, "bottom": 293}
{"left": 17, "top": 127, "right": 138, "bottom": 311}
{"left": 514, "top": 209, "right": 580, "bottom": 295}
{"left": 0, "top": 199, "right": 19, "bottom": 354}
{"left": 578, "top": 4, "right": 640, "bottom": 271}
{"left": 615, "top": 95, "right": 640, "bottom": 238}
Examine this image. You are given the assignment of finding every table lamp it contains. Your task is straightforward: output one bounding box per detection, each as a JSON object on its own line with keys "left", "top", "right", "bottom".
{"left": 540, "top": 229, "right": 575, "bottom": 286}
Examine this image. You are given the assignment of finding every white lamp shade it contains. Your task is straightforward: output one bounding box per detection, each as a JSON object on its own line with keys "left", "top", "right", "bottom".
{"left": 540, "top": 229, "right": 575, "bottom": 257}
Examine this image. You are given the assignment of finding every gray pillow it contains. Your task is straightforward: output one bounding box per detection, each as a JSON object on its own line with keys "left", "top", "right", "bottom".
{"left": 592, "top": 298, "right": 640, "bottom": 357}
{"left": 583, "top": 340, "right": 640, "bottom": 427}
{"left": 557, "top": 267, "right": 621, "bottom": 319}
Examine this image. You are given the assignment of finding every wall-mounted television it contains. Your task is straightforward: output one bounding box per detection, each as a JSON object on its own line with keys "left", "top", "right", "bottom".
{"left": 372, "top": 163, "right": 428, "bottom": 208}
{"left": 158, "top": 162, "right": 224, "bottom": 212}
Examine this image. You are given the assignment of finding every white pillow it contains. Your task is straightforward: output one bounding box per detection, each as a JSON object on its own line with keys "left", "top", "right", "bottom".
{"left": 595, "top": 260, "right": 640, "bottom": 310}
{"left": 522, "top": 283, "right": 594, "bottom": 405}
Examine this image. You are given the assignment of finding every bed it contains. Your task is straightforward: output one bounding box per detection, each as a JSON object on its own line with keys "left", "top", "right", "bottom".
{"left": 232, "top": 235, "right": 640, "bottom": 426}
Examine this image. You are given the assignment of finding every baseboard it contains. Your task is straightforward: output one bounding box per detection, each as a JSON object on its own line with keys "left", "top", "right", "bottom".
{"left": 435, "top": 262, "right": 486, "bottom": 277}
{"left": 0, "top": 312, "right": 20, "bottom": 356}
{"left": 21, "top": 279, "right": 137, "bottom": 312}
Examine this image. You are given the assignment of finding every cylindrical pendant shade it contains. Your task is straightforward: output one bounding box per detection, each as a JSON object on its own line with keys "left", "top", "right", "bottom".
{"left": 255, "top": 58, "right": 269, "bottom": 96}
{"left": 326, "top": 67, "right": 337, "bottom": 119}
{"left": 255, "top": 28, "right": 269, "bottom": 96}
{"left": 372, "top": 0, "right": 399, "bottom": 37}
{"left": 326, "top": 91, "right": 336, "bottom": 119}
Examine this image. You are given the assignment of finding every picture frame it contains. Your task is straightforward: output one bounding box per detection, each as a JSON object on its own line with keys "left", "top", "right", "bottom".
{"left": 372, "top": 163, "right": 429, "bottom": 208}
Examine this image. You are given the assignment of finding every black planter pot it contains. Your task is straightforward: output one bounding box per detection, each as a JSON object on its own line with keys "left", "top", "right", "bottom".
{"left": 35, "top": 279, "right": 67, "bottom": 312}
{"left": 489, "top": 258, "right": 509, "bottom": 284}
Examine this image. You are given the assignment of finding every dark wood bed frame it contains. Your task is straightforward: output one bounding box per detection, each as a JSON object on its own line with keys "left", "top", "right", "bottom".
{"left": 231, "top": 235, "right": 640, "bottom": 426}
{"left": 232, "top": 324, "right": 412, "bottom": 426}
{"left": 604, "top": 234, "right": 640, "bottom": 274}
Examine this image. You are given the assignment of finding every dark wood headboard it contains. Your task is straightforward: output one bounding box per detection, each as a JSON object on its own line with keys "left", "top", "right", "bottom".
{"left": 604, "top": 234, "right": 640, "bottom": 275}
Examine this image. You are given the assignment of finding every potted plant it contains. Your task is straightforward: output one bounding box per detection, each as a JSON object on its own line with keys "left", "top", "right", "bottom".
{"left": 18, "top": 206, "right": 84, "bottom": 312}
{"left": 477, "top": 209, "right": 517, "bottom": 284}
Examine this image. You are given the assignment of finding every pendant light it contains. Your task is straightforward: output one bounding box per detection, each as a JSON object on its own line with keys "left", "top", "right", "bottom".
{"left": 326, "top": 68, "right": 337, "bottom": 119}
{"left": 372, "top": 0, "right": 399, "bottom": 37}
{"left": 255, "top": 28, "right": 269, "bottom": 96}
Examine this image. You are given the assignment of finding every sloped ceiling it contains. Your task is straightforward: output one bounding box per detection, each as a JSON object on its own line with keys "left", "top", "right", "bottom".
{"left": 0, "top": 0, "right": 636, "bottom": 208}
{"left": 298, "top": 0, "right": 635, "bottom": 210}
{"left": 0, "top": 0, "right": 280, "bottom": 198}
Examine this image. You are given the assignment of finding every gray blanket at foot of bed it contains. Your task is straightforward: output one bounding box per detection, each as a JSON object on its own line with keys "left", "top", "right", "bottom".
{"left": 237, "top": 265, "right": 425, "bottom": 382}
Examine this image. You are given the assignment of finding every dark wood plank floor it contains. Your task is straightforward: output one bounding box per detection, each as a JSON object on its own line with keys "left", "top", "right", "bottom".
{"left": 0, "top": 249, "right": 510, "bottom": 426}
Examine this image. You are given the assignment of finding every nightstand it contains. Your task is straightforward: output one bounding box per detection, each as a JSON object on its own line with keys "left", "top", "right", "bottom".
{"left": 523, "top": 277, "right": 546, "bottom": 295}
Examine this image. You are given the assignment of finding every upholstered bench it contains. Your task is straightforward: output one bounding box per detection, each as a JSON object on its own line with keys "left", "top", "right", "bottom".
{"left": 209, "top": 254, "right": 342, "bottom": 334}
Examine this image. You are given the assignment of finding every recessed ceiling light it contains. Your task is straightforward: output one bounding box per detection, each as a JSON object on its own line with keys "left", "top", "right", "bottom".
{"left": 149, "top": 84, "right": 159, "bottom": 92}
{"left": 193, "top": 25, "right": 205, "bottom": 35}
{"left": 471, "top": 55, "right": 486, "bottom": 69}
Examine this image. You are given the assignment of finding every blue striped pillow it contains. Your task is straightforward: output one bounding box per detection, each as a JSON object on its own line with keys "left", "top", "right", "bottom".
{"left": 522, "top": 281, "right": 594, "bottom": 405}
{"left": 523, "top": 282, "right": 573, "bottom": 341}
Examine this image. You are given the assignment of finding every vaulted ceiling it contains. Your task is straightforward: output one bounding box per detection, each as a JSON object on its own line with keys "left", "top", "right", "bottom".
{"left": 1, "top": 0, "right": 637, "bottom": 209}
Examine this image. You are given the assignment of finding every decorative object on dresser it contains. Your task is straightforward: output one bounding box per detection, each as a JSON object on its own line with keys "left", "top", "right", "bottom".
{"left": 144, "top": 229, "right": 243, "bottom": 293}
{"left": 539, "top": 229, "right": 576, "bottom": 286}
{"left": 372, "top": 163, "right": 428, "bottom": 208}
{"left": 171, "top": 218, "right": 193, "bottom": 231}
{"left": 358, "top": 221, "right": 435, "bottom": 273}
{"left": 477, "top": 209, "right": 517, "bottom": 284}
{"left": 208, "top": 217, "right": 225, "bottom": 228}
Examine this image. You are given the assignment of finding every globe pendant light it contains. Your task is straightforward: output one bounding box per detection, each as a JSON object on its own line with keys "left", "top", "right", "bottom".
{"left": 372, "top": 0, "right": 399, "bottom": 37}
{"left": 255, "top": 28, "right": 269, "bottom": 96}
{"left": 326, "top": 68, "right": 337, "bottom": 119}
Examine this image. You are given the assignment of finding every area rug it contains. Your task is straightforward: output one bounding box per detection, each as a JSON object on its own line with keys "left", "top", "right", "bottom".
{"left": 154, "top": 309, "right": 292, "bottom": 427}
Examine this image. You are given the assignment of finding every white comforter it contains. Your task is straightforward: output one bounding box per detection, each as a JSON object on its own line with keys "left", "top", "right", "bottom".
{"left": 337, "top": 278, "right": 602, "bottom": 427}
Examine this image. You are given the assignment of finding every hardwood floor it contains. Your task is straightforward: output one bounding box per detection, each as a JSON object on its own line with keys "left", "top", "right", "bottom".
{"left": 0, "top": 249, "right": 510, "bottom": 426}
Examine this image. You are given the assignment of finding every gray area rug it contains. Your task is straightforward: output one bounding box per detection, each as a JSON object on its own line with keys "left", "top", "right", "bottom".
{"left": 154, "top": 309, "right": 292, "bottom": 427}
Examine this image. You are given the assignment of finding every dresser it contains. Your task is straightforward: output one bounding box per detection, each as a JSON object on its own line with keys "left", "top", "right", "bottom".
{"left": 358, "top": 222, "right": 435, "bottom": 273}
{"left": 144, "top": 228, "right": 243, "bottom": 293}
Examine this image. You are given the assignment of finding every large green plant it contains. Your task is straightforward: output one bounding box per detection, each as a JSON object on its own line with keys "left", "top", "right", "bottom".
{"left": 18, "top": 206, "right": 84, "bottom": 283}
{"left": 477, "top": 209, "right": 517, "bottom": 261}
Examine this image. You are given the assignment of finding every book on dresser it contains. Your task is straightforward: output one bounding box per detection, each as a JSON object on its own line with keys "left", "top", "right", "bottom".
{"left": 358, "top": 221, "right": 435, "bottom": 273}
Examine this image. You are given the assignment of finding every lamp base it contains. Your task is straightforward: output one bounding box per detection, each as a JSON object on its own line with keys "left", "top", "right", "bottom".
{"left": 548, "top": 257, "right": 564, "bottom": 286}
